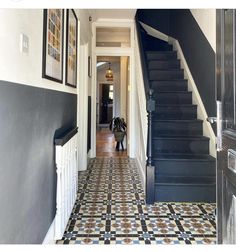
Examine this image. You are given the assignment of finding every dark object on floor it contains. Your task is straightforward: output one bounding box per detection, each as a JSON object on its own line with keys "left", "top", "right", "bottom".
{"left": 109, "top": 117, "right": 127, "bottom": 151}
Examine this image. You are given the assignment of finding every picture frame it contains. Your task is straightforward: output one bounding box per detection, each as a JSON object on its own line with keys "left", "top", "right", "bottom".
{"left": 88, "top": 56, "right": 92, "bottom": 78}
{"left": 65, "top": 9, "right": 78, "bottom": 88}
{"left": 42, "top": 9, "right": 64, "bottom": 83}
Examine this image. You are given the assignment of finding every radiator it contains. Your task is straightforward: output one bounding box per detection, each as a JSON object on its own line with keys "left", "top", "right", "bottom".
{"left": 54, "top": 128, "right": 78, "bottom": 240}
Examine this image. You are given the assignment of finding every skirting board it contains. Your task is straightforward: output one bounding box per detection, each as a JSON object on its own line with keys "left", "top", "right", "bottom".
{"left": 42, "top": 217, "right": 56, "bottom": 244}
{"left": 135, "top": 158, "right": 146, "bottom": 193}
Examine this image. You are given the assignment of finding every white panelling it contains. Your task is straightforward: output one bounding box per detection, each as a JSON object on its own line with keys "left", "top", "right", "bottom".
{"left": 77, "top": 44, "right": 89, "bottom": 171}
{"left": 190, "top": 9, "right": 216, "bottom": 52}
{"left": 135, "top": 158, "right": 145, "bottom": 191}
{"left": 169, "top": 38, "right": 216, "bottom": 157}
{"left": 42, "top": 218, "right": 56, "bottom": 244}
{"left": 54, "top": 133, "right": 78, "bottom": 240}
{"left": 133, "top": 24, "right": 148, "bottom": 192}
{"left": 140, "top": 21, "right": 169, "bottom": 42}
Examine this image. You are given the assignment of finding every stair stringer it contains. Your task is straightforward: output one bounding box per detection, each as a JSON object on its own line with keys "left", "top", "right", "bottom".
{"left": 168, "top": 37, "right": 216, "bottom": 158}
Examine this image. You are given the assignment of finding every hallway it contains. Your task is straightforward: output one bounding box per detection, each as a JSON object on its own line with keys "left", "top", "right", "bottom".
{"left": 57, "top": 157, "right": 216, "bottom": 245}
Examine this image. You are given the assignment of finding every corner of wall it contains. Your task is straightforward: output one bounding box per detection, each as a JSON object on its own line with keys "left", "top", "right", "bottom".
{"left": 42, "top": 218, "right": 56, "bottom": 244}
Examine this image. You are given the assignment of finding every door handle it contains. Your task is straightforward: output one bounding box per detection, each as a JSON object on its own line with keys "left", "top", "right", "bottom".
{"left": 216, "top": 101, "right": 223, "bottom": 151}
{"left": 207, "top": 117, "right": 217, "bottom": 124}
{"left": 207, "top": 101, "right": 223, "bottom": 151}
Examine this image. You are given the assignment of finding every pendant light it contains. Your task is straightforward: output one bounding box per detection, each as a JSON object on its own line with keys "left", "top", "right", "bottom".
{"left": 105, "top": 62, "right": 113, "bottom": 81}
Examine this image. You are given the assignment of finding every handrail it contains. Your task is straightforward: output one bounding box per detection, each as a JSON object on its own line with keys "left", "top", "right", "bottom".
{"left": 55, "top": 127, "right": 78, "bottom": 146}
{"left": 135, "top": 16, "right": 150, "bottom": 98}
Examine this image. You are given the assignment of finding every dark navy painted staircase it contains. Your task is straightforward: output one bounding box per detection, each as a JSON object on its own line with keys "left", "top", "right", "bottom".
{"left": 140, "top": 25, "right": 216, "bottom": 203}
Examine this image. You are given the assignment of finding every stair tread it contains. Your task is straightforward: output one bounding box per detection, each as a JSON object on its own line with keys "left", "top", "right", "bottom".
{"left": 153, "top": 119, "right": 203, "bottom": 122}
{"left": 153, "top": 135, "right": 209, "bottom": 140}
{"left": 148, "top": 58, "right": 179, "bottom": 61}
{"left": 156, "top": 176, "right": 216, "bottom": 185}
{"left": 149, "top": 69, "right": 182, "bottom": 71}
{"left": 148, "top": 68, "right": 182, "bottom": 71}
{"left": 155, "top": 91, "right": 191, "bottom": 94}
{"left": 146, "top": 51, "right": 176, "bottom": 54}
{"left": 151, "top": 79, "right": 188, "bottom": 82}
{"left": 155, "top": 104, "right": 196, "bottom": 107}
{"left": 153, "top": 153, "right": 215, "bottom": 161}
{"left": 151, "top": 79, "right": 186, "bottom": 81}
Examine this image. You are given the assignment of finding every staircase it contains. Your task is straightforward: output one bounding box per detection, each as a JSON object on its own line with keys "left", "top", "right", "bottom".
{"left": 142, "top": 30, "right": 216, "bottom": 202}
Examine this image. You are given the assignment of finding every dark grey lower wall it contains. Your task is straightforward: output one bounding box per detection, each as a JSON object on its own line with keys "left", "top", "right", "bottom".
{"left": 0, "top": 80, "right": 77, "bottom": 244}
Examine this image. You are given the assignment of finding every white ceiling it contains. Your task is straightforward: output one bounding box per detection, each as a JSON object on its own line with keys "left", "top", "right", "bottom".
{"left": 91, "top": 9, "right": 137, "bottom": 21}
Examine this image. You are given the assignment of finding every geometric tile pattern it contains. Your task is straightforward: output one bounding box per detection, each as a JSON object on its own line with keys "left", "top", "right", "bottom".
{"left": 57, "top": 157, "right": 217, "bottom": 245}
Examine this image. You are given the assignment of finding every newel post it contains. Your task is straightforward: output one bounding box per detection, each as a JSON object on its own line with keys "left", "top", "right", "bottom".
{"left": 146, "top": 89, "right": 155, "bottom": 204}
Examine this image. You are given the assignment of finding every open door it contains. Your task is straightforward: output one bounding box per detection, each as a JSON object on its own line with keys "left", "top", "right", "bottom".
{"left": 216, "top": 9, "right": 236, "bottom": 244}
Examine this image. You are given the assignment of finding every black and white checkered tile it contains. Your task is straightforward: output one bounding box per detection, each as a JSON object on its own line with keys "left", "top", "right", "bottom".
{"left": 57, "top": 157, "right": 216, "bottom": 245}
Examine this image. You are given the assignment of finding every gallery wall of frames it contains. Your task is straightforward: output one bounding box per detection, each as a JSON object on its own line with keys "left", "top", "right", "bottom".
{"left": 42, "top": 9, "right": 78, "bottom": 88}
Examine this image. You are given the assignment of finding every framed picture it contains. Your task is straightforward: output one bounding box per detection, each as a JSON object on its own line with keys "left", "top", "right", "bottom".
{"left": 42, "top": 9, "right": 64, "bottom": 83}
{"left": 65, "top": 9, "right": 78, "bottom": 88}
{"left": 88, "top": 56, "right": 92, "bottom": 78}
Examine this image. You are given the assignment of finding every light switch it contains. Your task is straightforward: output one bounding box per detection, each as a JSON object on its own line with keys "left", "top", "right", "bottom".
{"left": 20, "top": 33, "right": 29, "bottom": 53}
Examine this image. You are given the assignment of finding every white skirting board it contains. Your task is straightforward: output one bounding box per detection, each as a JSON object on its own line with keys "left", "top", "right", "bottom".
{"left": 135, "top": 158, "right": 146, "bottom": 193}
{"left": 168, "top": 37, "right": 216, "bottom": 157}
{"left": 42, "top": 218, "right": 56, "bottom": 244}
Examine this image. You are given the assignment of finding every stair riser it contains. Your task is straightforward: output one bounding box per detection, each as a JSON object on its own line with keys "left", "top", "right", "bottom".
{"left": 154, "top": 106, "right": 197, "bottom": 119}
{"left": 149, "top": 70, "right": 184, "bottom": 80}
{"left": 153, "top": 138, "right": 209, "bottom": 154}
{"left": 148, "top": 60, "right": 180, "bottom": 70}
{"left": 152, "top": 83, "right": 187, "bottom": 92}
{"left": 153, "top": 121, "right": 203, "bottom": 136}
{"left": 146, "top": 52, "right": 177, "bottom": 60}
{"left": 154, "top": 160, "right": 216, "bottom": 177}
{"left": 155, "top": 184, "right": 216, "bottom": 202}
{"left": 155, "top": 93, "right": 192, "bottom": 104}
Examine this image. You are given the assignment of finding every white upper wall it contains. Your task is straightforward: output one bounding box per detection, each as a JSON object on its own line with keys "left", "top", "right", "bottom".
{"left": 91, "top": 9, "right": 136, "bottom": 21}
{"left": 190, "top": 9, "right": 216, "bottom": 52}
{"left": 0, "top": 9, "right": 92, "bottom": 94}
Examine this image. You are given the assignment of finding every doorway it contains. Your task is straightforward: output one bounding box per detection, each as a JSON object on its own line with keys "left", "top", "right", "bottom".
{"left": 96, "top": 56, "right": 129, "bottom": 157}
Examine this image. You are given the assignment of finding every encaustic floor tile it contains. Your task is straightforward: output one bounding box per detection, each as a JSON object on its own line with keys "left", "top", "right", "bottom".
{"left": 57, "top": 157, "right": 216, "bottom": 245}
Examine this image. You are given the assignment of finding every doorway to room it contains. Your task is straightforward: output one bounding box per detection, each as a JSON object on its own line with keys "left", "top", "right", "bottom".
{"left": 96, "top": 56, "right": 129, "bottom": 157}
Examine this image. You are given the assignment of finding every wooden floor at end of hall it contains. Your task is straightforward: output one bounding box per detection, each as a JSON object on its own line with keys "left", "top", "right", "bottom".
{"left": 96, "top": 127, "right": 127, "bottom": 157}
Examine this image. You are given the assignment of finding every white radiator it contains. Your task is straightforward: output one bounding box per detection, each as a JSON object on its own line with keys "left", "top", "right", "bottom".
{"left": 54, "top": 128, "right": 78, "bottom": 240}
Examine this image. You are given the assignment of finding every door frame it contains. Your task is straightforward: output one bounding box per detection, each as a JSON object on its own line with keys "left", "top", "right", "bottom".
{"left": 90, "top": 19, "right": 135, "bottom": 158}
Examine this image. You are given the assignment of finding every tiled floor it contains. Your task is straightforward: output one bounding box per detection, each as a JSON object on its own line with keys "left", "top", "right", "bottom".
{"left": 57, "top": 157, "right": 216, "bottom": 245}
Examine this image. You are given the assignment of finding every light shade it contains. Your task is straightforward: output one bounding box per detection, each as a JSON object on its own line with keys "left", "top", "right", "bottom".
{"left": 105, "top": 62, "right": 113, "bottom": 81}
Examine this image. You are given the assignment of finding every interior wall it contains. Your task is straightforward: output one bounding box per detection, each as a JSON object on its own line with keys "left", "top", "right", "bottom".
{"left": 170, "top": 9, "right": 216, "bottom": 119}
{"left": 120, "top": 56, "right": 128, "bottom": 122}
{"left": 190, "top": 9, "right": 216, "bottom": 52}
{"left": 0, "top": 9, "right": 81, "bottom": 243}
{"left": 137, "top": 9, "right": 216, "bottom": 120}
{"left": 0, "top": 81, "right": 77, "bottom": 244}
{"left": 0, "top": 9, "right": 76, "bottom": 94}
